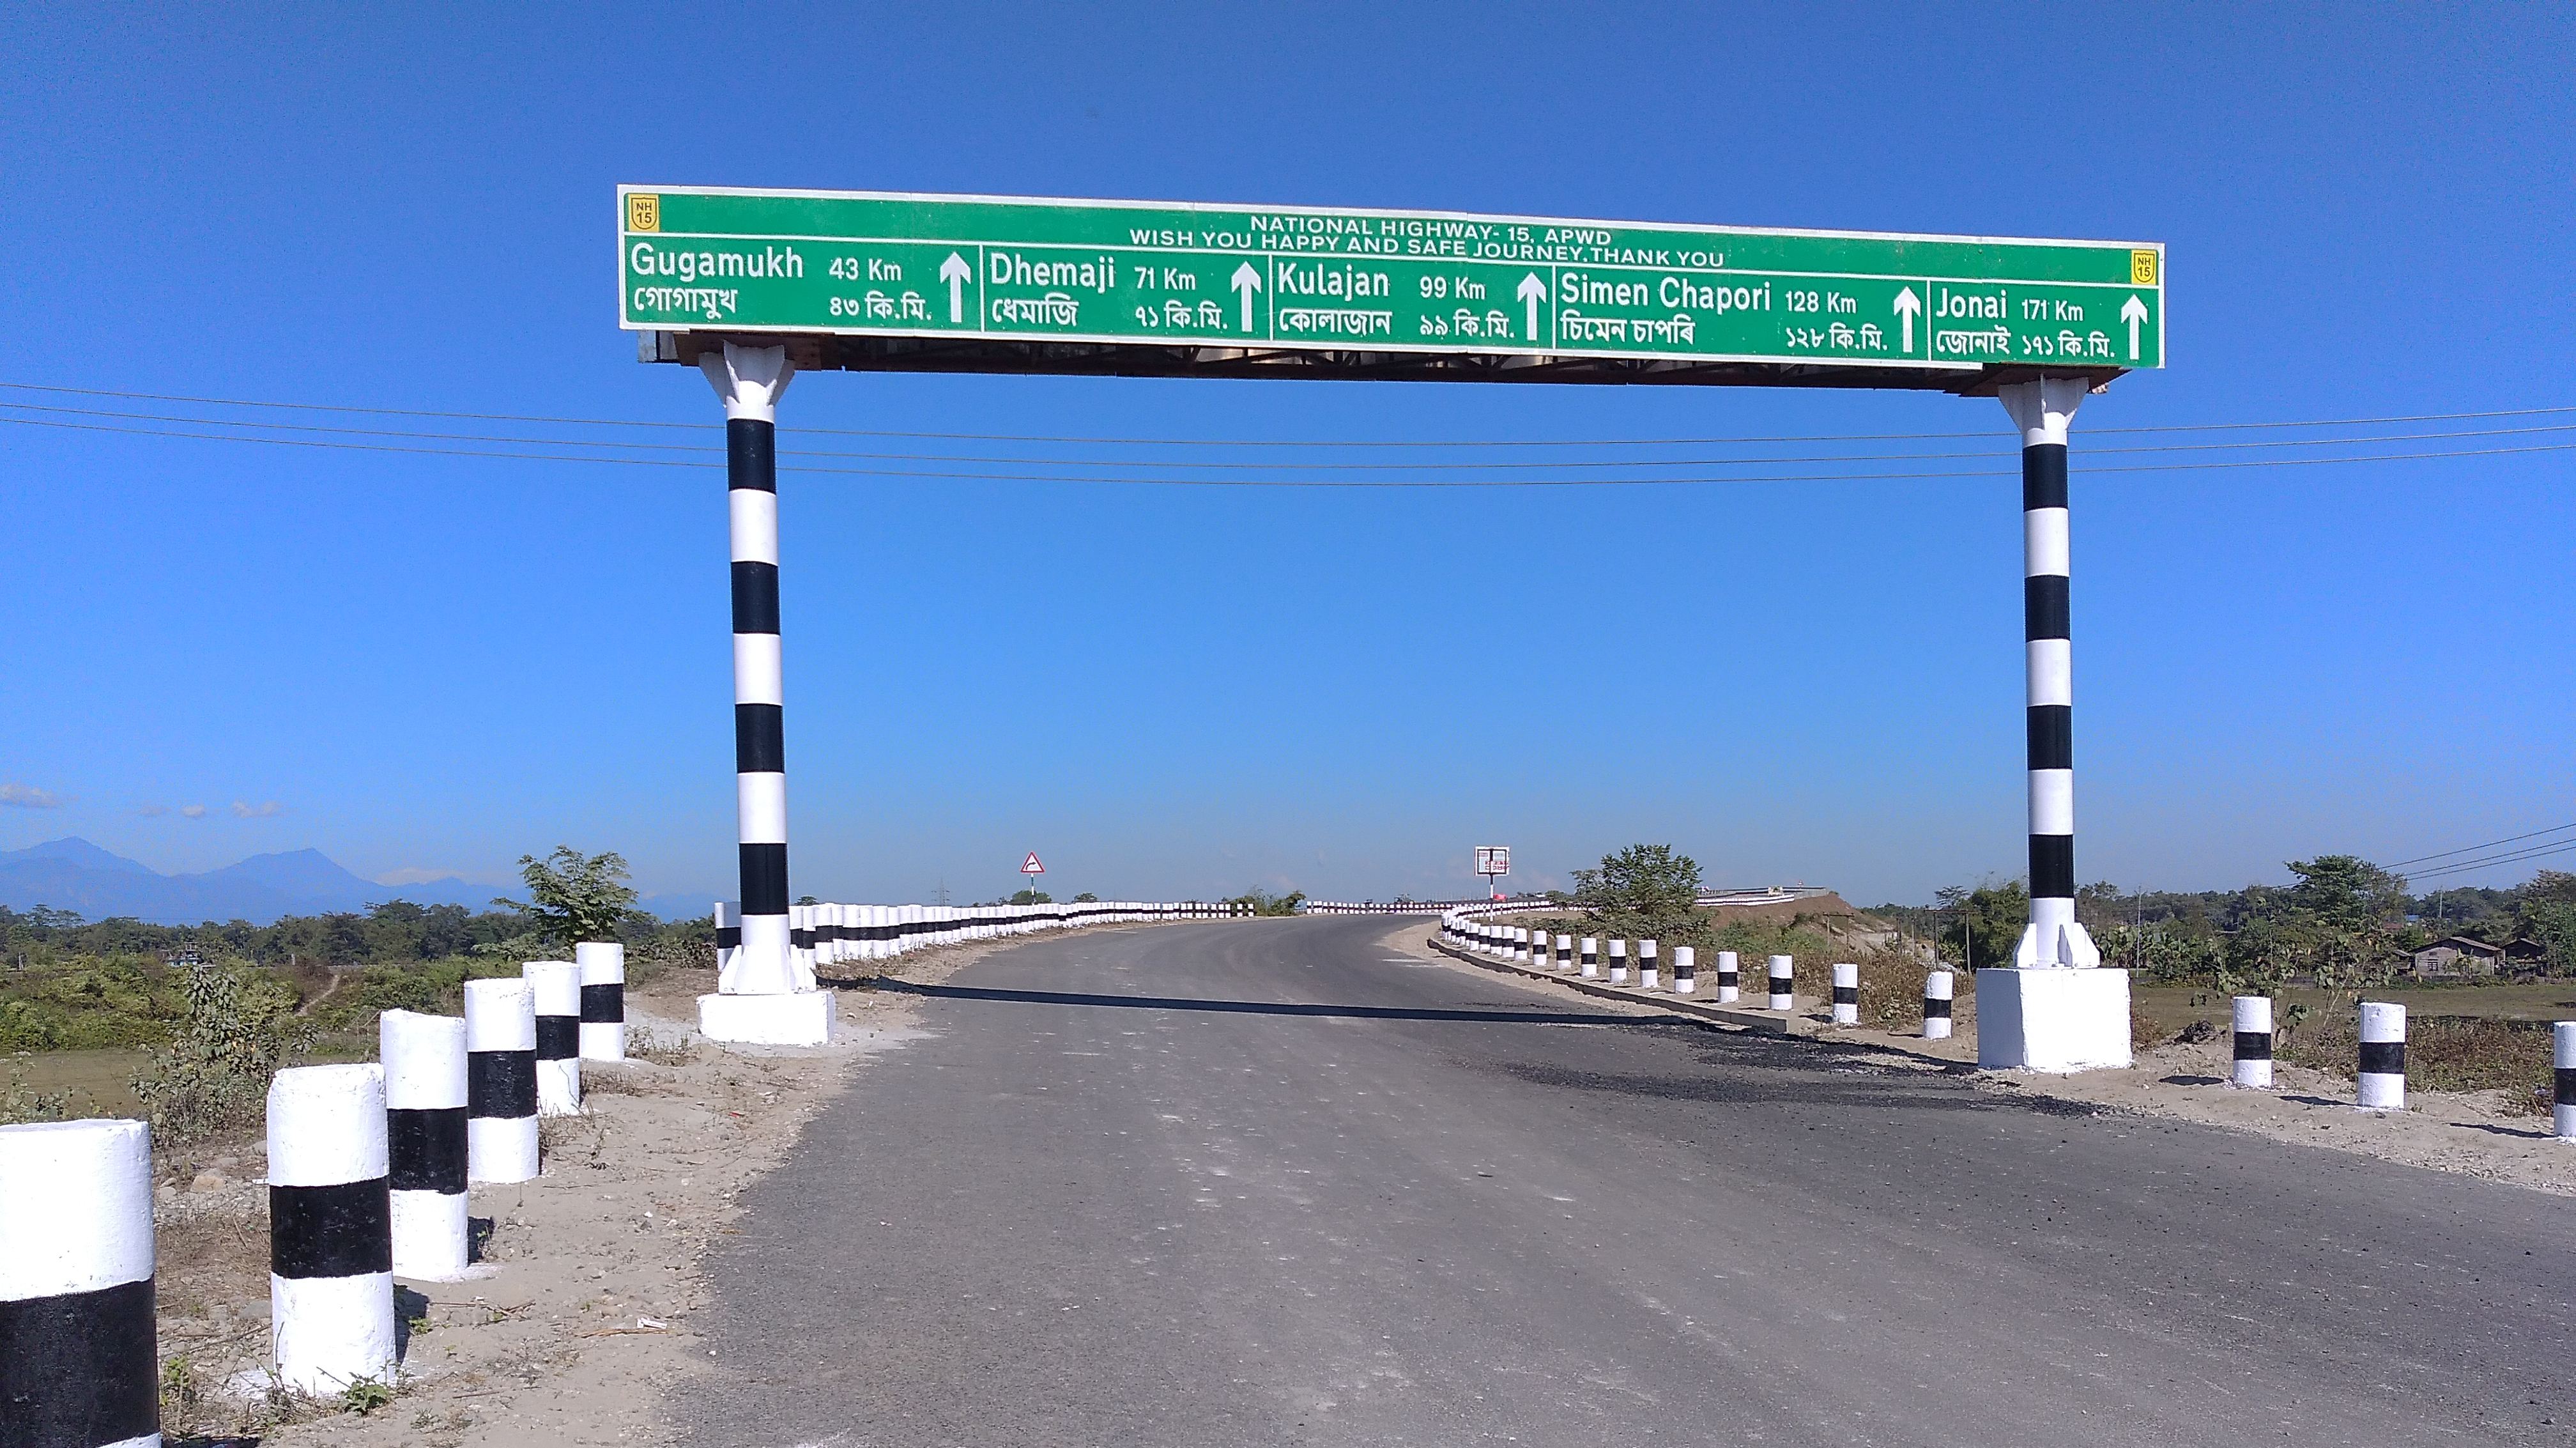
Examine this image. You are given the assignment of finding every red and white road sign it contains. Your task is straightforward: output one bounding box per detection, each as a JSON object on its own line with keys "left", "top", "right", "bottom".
{"left": 1020, "top": 852, "right": 1045, "bottom": 876}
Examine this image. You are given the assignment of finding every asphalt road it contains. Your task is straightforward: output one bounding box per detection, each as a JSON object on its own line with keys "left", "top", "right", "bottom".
{"left": 685, "top": 917, "right": 2575, "bottom": 1447}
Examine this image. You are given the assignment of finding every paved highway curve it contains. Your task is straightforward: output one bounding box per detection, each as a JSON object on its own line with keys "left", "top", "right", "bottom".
{"left": 684, "top": 916, "right": 2573, "bottom": 1447}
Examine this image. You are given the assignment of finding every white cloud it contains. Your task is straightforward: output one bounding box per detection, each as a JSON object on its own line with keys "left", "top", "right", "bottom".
{"left": 1, "top": 782, "right": 68, "bottom": 809}
{"left": 231, "top": 799, "right": 284, "bottom": 819}
{"left": 180, "top": 804, "right": 208, "bottom": 819}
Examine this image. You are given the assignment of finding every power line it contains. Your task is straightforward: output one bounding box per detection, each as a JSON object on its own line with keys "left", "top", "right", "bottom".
{"left": 2384, "top": 820, "right": 2576, "bottom": 870}
{"left": 12, "top": 397, "right": 2576, "bottom": 473}
{"left": 8, "top": 397, "right": 2571, "bottom": 472}
{"left": 2404, "top": 839, "right": 2576, "bottom": 884}
{"left": 3, "top": 378, "right": 2570, "bottom": 449}
{"left": 6, "top": 411, "right": 2574, "bottom": 487}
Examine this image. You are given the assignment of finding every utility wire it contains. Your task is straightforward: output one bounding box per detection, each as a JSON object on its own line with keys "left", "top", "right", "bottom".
{"left": 7, "top": 397, "right": 2572, "bottom": 471}
{"left": 2403, "top": 840, "right": 2576, "bottom": 884}
{"left": 6, "top": 412, "right": 2574, "bottom": 487}
{"left": 2384, "top": 821, "right": 2576, "bottom": 870}
{"left": 3, "top": 379, "right": 2570, "bottom": 448}
{"left": 12, "top": 398, "right": 2576, "bottom": 472}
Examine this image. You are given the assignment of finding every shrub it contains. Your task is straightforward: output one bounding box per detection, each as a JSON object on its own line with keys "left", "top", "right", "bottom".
{"left": 132, "top": 964, "right": 312, "bottom": 1144}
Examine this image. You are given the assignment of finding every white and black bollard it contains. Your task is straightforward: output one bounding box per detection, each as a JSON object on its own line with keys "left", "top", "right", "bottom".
{"left": 1923, "top": 971, "right": 1954, "bottom": 1040}
{"left": 525, "top": 960, "right": 582, "bottom": 1117}
{"left": 1767, "top": 955, "right": 1794, "bottom": 1012}
{"left": 1831, "top": 962, "right": 1859, "bottom": 1025}
{"left": 0, "top": 1117, "right": 158, "bottom": 1448}
{"left": 1672, "top": 945, "right": 1696, "bottom": 994}
{"left": 268, "top": 1063, "right": 395, "bottom": 1396}
{"left": 1716, "top": 950, "right": 1740, "bottom": 1004}
{"left": 2231, "top": 996, "right": 2273, "bottom": 1089}
{"left": 1608, "top": 938, "right": 1629, "bottom": 985}
{"left": 2554, "top": 1022, "right": 2575, "bottom": 1141}
{"left": 1580, "top": 937, "right": 1600, "bottom": 979}
{"left": 2358, "top": 1002, "right": 2406, "bottom": 1111}
{"left": 1555, "top": 934, "right": 1573, "bottom": 971}
{"left": 464, "top": 978, "right": 539, "bottom": 1183}
{"left": 577, "top": 941, "right": 626, "bottom": 1062}
{"left": 380, "top": 1010, "right": 469, "bottom": 1281}
{"left": 1639, "top": 939, "right": 1660, "bottom": 991}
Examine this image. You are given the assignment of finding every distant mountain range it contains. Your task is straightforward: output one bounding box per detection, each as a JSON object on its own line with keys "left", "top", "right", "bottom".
{"left": 0, "top": 837, "right": 709, "bottom": 925}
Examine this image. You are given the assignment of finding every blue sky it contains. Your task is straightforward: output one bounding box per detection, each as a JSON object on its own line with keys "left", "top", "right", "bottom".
{"left": 1, "top": 4, "right": 2568, "bottom": 907}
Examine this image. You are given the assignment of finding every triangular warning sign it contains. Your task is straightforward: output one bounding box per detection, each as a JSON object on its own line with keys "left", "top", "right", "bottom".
{"left": 1021, "top": 852, "right": 1045, "bottom": 874}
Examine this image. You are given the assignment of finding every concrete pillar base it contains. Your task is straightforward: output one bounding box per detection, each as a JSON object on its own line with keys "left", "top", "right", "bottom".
{"left": 1975, "top": 967, "right": 2132, "bottom": 1072}
{"left": 698, "top": 990, "right": 838, "bottom": 1047}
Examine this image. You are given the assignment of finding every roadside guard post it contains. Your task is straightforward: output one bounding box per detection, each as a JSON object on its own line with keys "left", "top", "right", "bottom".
{"left": 620, "top": 186, "right": 2162, "bottom": 1068}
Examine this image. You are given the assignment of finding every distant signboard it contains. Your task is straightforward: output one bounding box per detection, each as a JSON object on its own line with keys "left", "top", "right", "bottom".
{"left": 620, "top": 187, "right": 2163, "bottom": 388}
{"left": 1473, "top": 846, "right": 1511, "bottom": 878}
{"left": 1020, "top": 852, "right": 1044, "bottom": 877}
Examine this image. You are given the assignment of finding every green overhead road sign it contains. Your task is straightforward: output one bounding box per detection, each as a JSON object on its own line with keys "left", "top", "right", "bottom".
{"left": 622, "top": 187, "right": 2163, "bottom": 390}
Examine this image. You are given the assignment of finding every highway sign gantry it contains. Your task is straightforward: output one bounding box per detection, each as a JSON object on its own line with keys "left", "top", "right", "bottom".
{"left": 622, "top": 187, "right": 2163, "bottom": 392}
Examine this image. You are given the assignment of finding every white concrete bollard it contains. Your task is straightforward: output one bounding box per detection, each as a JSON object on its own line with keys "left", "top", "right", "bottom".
{"left": 525, "top": 960, "right": 583, "bottom": 1117}
{"left": 714, "top": 900, "right": 742, "bottom": 986}
{"left": 1672, "top": 945, "right": 1696, "bottom": 994}
{"left": 268, "top": 1063, "right": 395, "bottom": 1396}
{"left": 1639, "top": 939, "right": 1660, "bottom": 991}
{"left": 1608, "top": 939, "right": 1629, "bottom": 985}
{"left": 1554, "top": 934, "right": 1573, "bottom": 971}
{"left": 464, "top": 978, "right": 539, "bottom": 1183}
{"left": 2554, "top": 1022, "right": 2576, "bottom": 1141}
{"left": 1716, "top": 950, "right": 1740, "bottom": 1003}
{"left": 0, "top": 1118, "right": 158, "bottom": 1448}
{"left": 1580, "top": 937, "right": 1599, "bottom": 978}
{"left": 2358, "top": 1002, "right": 2406, "bottom": 1110}
{"left": 576, "top": 941, "right": 627, "bottom": 1062}
{"left": 1515, "top": 927, "right": 1531, "bottom": 964}
{"left": 1831, "top": 962, "right": 1859, "bottom": 1025}
{"left": 2231, "top": 996, "right": 2273, "bottom": 1088}
{"left": 380, "top": 1009, "right": 470, "bottom": 1281}
{"left": 1767, "top": 955, "right": 1794, "bottom": 1012}
{"left": 1924, "top": 971, "right": 1954, "bottom": 1040}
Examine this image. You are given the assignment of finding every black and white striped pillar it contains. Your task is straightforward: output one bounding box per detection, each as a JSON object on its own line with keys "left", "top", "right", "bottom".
{"left": 1580, "top": 937, "right": 1599, "bottom": 979}
{"left": 464, "top": 978, "right": 539, "bottom": 1184}
{"left": 1554, "top": 934, "right": 1572, "bottom": 971}
{"left": 2002, "top": 378, "right": 2103, "bottom": 971}
{"left": 1672, "top": 945, "right": 1696, "bottom": 995}
{"left": 577, "top": 941, "right": 626, "bottom": 1062}
{"left": 0, "top": 1118, "right": 158, "bottom": 1448}
{"left": 1830, "top": 962, "right": 1859, "bottom": 1025}
{"left": 267, "top": 1063, "right": 395, "bottom": 1395}
{"left": 2232, "top": 996, "right": 2273, "bottom": 1088}
{"left": 2554, "top": 1022, "right": 2575, "bottom": 1140}
{"left": 1608, "top": 938, "right": 1629, "bottom": 985}
{"left": 705, "top": 343, "right": 798, "bottom": 997}
{"left": 1639, "top": 939, "right": 1660, "bottom": 991}
{"left": 714, "top": 900, "right": 742, "bottom": 985}
{"left": 1767, "top": 954, "right": 1794, "bottom": 1012}
{"left": 525, "top": 960, "right": 582, "bottom": 1118}
{"left": 1923, "top": 970, "right": 1954, "bottom": 1040}
{"left": 2358, "top": 1002, "right": 2406, "bottom": 1111}
{"left": 1716, "top": 950, "right": 1740, "bottom": 1003}
{"left": 380, "top": 1010, "right": 468, "bottom": 1281}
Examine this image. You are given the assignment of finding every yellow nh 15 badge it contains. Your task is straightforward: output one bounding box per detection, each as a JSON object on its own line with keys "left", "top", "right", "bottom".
{"left": 2129, "top": 249, "right": 2158, "bottom": 286}
{"left": 627, "top": 194, "right": 661, "bottom": 233}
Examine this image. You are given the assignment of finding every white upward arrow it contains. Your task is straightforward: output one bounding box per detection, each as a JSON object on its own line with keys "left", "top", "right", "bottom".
{"left": 2120, "top": 293, "right": 2149, "bottom": 360}
{"left": 940, "top": 252, "right": 972, "bottom": 324}
{"left": 1517, "top": 273, "right": 1547, "bottom": 344}
{"left": 1232, "top": 261, "right": 1262, "bottom": 332}
{"left": 1892, "top": 286, "right": 1922, "bottom": 353}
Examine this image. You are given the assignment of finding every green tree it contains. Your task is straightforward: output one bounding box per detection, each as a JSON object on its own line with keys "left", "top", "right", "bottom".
{"left": 2522, "top": 871, "right": 2576, "bottom": 974}
{"left": 494, "top": 847, "right": 638, "bottom": 946}
{"left": 1009, "top": 889, "right": 1054, "bottom": 905}
{"left": 1072, "top": 891, "right": 1099, "bottom": 903}
{"left": 1935, "top": 879, "right": 2028, "bottom": 970}
{"left": 2283, "top": 855, "right": 2407, "bottom": 929}
{"left": 1574, "top": 845, "right": 1703, "bottom": 936}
